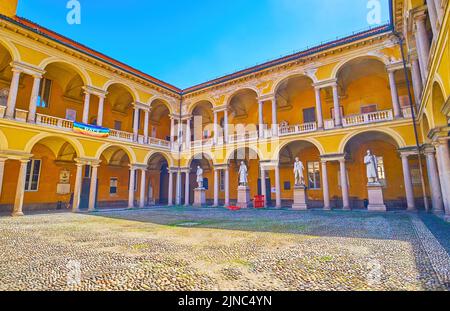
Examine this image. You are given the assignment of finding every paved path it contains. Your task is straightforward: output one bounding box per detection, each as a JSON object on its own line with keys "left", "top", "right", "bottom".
{"left": 0, "top": 208, "right": 449, "bottom": 291}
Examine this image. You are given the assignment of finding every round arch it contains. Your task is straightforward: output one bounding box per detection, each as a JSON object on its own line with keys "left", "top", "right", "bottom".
{"left": 0, "top": 38, "right": 20, "bottom": 62}
{"left": 332, "top": 54, "right": 390, "bottom": 80}
{"left": 0, "top": 129, "right": 9, "bottom": 150}
{"left": 38, "top": 57, "right": 92, "bottom": 86}
{"left": 149, "top": 97, "right": 174, "bottom": 115}
{"left": 187, "top": 151, "right": 215, "bottom": 168}
{"left": 338, "top": 128, "right": 406, "bottom": 154}
{"left": 95, "top": 143, "right": 137, "bottom": 163}
{"left": 225, "top": 87, "right": 260, "bottom": 107}
{"left": 421, "top": 112, "right": 432, "bottom": 142}
{"left": 431, "top": 81, "right": 448, "bottom": 128}
{"left": 24, "top": 133, "right": 85, "bottom": 157}
{"left": 225, "top": 145, "right": 263, "bottom": 164}
{"left": 102, "top": 80, "right": 139, "bottom": 102}
{"left": 188, "top": 100, "right": 214, "bottom": 115}
{"left": 144, "top": 151, "right": 173, "bottom": 167}
{"left": 272, "top": 73, "right": 316, "bottom": 95}
{"left": 275, "top": 137, "right": 325, "bottom": 159}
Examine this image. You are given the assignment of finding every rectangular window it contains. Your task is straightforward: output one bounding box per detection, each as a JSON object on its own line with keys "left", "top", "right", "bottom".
{"left": 219, "top": 170, "right": 225, "bottom": 192}
{"left": 110, "top": 178, "right": 118, "bottom": 194}
{"left": 25, "top": 159, "right": 42, "bottom": 191}
{"left": 303, "top": 108, "right": 316, "bottom": 123}
{"left": 114, "top": 121, "right": 122, "bottom": 131}
{"left": 307, "top": 162, "right": 321, "bottom": 189}
{"left": 37, "top": 78, "right": 52, "bottom": 108}
{"left": 284, "top": 181, "right": 291, "bottom": 191}
{"left": 360, "top": 104, "right": 377, "bottom": 114}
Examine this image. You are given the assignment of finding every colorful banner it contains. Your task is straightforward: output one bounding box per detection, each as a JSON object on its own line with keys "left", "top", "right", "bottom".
{"left": 73, "top": 122, "right": 110, "bottom": 138}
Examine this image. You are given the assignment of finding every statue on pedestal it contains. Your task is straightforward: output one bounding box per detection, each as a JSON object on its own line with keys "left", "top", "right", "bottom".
{"left": 293, "top": 157, "right": 305, "bottom": 186}
{"left": 196, "top": 166, "right": 204, "bottom": 188}
{"left": 364, "top": 150, "right": 379, "bottom": 184}
{"left": 238, "top": 161, "right": 248, "bottom": 186}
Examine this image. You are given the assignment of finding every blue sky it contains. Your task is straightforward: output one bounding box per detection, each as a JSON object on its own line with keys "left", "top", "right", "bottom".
{"left": 17, "top": 0, "right": 390, "bottom": 89}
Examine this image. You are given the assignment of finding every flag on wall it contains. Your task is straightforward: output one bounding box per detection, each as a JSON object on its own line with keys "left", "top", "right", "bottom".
{"left": 73, "top": 122, "right": 110, "bottom": 138}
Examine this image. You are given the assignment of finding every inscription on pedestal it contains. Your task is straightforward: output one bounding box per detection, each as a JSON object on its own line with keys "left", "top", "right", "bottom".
{"left": 292, "top": 185, "right": 308, "bottom": 210}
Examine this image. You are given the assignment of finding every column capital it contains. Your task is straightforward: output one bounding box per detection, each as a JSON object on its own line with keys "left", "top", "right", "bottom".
{"left": 133, "top": 101, "right": 150, "bottom": 111}
{"left": 258, "top": 94, "right": 275, "bottom": 103}
{"left": 398, "top": 146, "right": 419, "bottom": 157}
{"left": 213, "top": 164, "right": 229, "bottom": 170}
{"left": 130, "top": 163, "right": 148, "bottom": 170}
{"left": 10, "top": 61, "right": 45, "bottom": 77}
{"left": 75, "top": 157, "right": 96, "bottom": 166}
{"left": 386, "top": 61, "right": 405, "bottom": 73}
{"left": 320, "top": 153, "right": 346, "bottom": 162}
{"left": 313, "top": 78, "right": 338, "bottom": 89}
{"left": 82, "top": 85, "right": 107, "bottom": 97}
{"left": 421, "top": 144, "right": 436, "bottom": 155}
{"left": 213, "top": 105, "right": 228, "bottom": 113}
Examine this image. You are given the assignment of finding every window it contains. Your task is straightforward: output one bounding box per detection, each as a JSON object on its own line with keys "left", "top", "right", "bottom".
{"left": 25, "top": 159, "right": 41, "bottom": 191}
{"left": 307, "top": 162, "right": 321, "bottom": 189}
{"left": 110, "top": 178, "right": 118, "bottom": 195}
{"left": 84, "top": 165, "right": 91, "bottom": 178}
{"left": 37, "top": 78, "right": 52, "bottom": 108}
{"left": 361, "top": 104, "right": 377, "bottom": 114}
{"left": 284, "top": 181, "right": 291, "bottom": 190}
{"left": 303, "top": 108, "right": 316, "bottom": 123}
{"left": 114, "top": 121, "right": 122, "bottom": 131}
{"left": 203, "top": 178, "right": 209, "bottom": 190}
{"left": 219, "top": 170, "right": 225, "bottom": 192}
{"left": 377, "top": 157, "right": 386, "bottom": 186}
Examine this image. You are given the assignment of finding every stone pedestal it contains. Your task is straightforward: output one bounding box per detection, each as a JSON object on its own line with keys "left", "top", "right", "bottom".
{"left": 367, "top": 183, "right": 387, "bottom": 212}
{"left": 237, "top": 186, "right": 251, "bottom": 208}
{"left": 292, "top": 185, "right": 308, "bottom": 210}
{"left": 193, "top": 188, "right": 206, "bottom": 207}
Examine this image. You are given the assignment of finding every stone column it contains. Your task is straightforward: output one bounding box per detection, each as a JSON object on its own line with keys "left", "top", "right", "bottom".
{"left": 12, "top": 159, "right": 29, "bottom": 216}
{"left": 435, "top": 141, "right": 450, "bottom": 214}
{"left": 133, "top": 106, "right": 140, "bottom": 141}
{"left": 411, "top": 57, "right": 423, "bottom": 103}
{"left": 275, "top": 166, "right": 282, "bottom": 208}
{"left": 388, "top": 70, "right": 402, "bottom": 118}
{"left": 82, "top": 90, "right": 91, "bottom": 124}
{"left": 426, "top": 0, "right": 439, "bottom": 37}
{"left": 88, "top": 164, "right": 99, "bottom": 212}
{"left": 258, "top": 100, "right": 264, "bottom": 138}
{"left": 223, "top": 109, "right": 229, "bottom": 144}
{"left": 170, "top": 117, "right": 175, "bottom": 144}
{"left": 139, "top": 169, "right": 146, "bottom": 208}
{"left": 96, "top": 94, "right": 105, "bottom": 127}
{"left": 128, "top": 166, "right": 136, "bottom": 208}
{"left": 434, "top": 0, "right": 444, "bottom": 21}
{"left": 186, "top": 118, "right": 192, "bottom": 147}
{"left": 424, "top": 147, "right": 444, "bottom": 213}
{"left": 143, "top": 109, "right": 149, "bottom": 144}
{"left": 400, "top": 153, "right": 416, "bottom": 211}
{"left": 260, "top": 167, "right": 267, "bottom": 207}
{"left": 415, "top": 14, "right": 430, "bottom": 79}
{"left": 176, "top": 169, "right": 182, "bottom": 205}
{"left": 213, "top": 111, "right": 218, "bottom": 144}
{"left": 224, "top": 166, "right": 230, "bottom": 206}
{"left": 168, "top": 170, "right": 174, "bottom": 206}
{"left": 6, "top": 68, "right": 21, "bottom": 119}
{"left": 0, "top": 158, "right": 5, "bottom": 199}
{"left": 72, "top": 161, "right": 84, "bottom": 212}
{"left": 315, "top": 87, "right": 324, "bottom": 129}
{"left": 271, "top": 98, "right": 278, "bottom": 136}
{"left": 415, "top": 35, "right": 427, "bottom": 85}
{"left": 339, "top": 158, "right": 350, "bottom": 210}
{"left": 185, "top": 170, "right": 190, "bottom": 206}
{"left": 332, "top": 82, "right": 342, "bottom": 127}
{"left": 213, "top": 168, "right": 219, "bottom": 207}
{"left": 321, "top": 160, "right": 331, "bottom": 210}
{"left": 27, "top": 75, "right": 42, "bottom": 123}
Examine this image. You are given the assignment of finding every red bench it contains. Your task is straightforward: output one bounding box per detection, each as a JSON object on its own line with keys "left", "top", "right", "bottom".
{"left": 227, "top": 206, "right": 241, "bottom": 211}
{"left": 254, "top": 195, "right": 265, "bottom": 208}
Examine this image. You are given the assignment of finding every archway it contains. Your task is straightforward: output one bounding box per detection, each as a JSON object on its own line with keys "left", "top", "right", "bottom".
{"left": 227, "top": 89, "right": 259, "bottom": 140}
{"left": 191, "top": 100, "right": 214, "bottom": 143}
{"left": 343, "top": 131, "right": 423, "bottom": 210}
{"left": 147, "top": 152, "right": 170, "bottom": 205}
{"left": 187, "top": 153, "right": 214, "bottom": 205}
{"left": 431, "top": 82, "right": 448, "bottom": 127}
{"left": 103, "top": 83, "right": 135, "bottom": 133}
{"left": 278, "top": 140, "right": 322, "bottom": 208}
{"left": 149, "top": 99, "right": 172, "bottom": 141}
{"left": 0, "top": 42, "right": 13, "bottom": 108}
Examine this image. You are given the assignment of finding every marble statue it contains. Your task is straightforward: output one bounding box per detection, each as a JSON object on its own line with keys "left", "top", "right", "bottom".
{"left": 238, "top": 161, "right": 248, "bottom": 186}
{"left": 364, "top": 150, "right": 379, "bottom": 183}
{"left": 196, "top": 166, "right": 204, "bottom": 188}
{"left": 293, "top": 157, "right": 305, "bottom": 186}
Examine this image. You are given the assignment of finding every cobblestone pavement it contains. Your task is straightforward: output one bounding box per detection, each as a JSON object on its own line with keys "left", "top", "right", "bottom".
{"left": 0, "top": 207, "right": 449, "bottom": 291}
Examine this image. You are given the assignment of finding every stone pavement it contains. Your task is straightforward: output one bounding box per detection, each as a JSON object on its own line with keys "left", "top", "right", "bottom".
{"left": 0, "top": 208, "right": 449, "bottom": 291}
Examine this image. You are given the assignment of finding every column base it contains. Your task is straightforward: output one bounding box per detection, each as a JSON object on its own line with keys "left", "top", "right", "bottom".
{"left": 323, "top": 206, "right": 331, "bottom": 211}
{"left": 193, "top": 188, "right": 207, "bottom": 207}
{"left": 237, "top": 186, "right": 251, "bottom": 208}
{"left": 11, "top": 211, "right": 24, "bottom": 217}
{"left": 292, "top": 185, "right": 308, "bottom": 210}
{"left": 367, "top": 183, "right": 387, "bottom": 212}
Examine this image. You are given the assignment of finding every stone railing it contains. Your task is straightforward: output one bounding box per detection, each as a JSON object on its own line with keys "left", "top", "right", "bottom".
{"left": 324, "top": 119, "right": 336, "bottom": 130}
{"left": 342, "top": 110, "right": 393, "bottom": 127}
{"left": 109, "top": 129, "right": 134, "bottom": 142}
{"left": 228, "top": 131, "right": 259, "bottom": 144}
{"left": 149, "top": 137, "right": 171, "bottom": 149}
{"left": 402, "top": 107, "right": 414, "bottom": 119}
{"left": 36, "top": 113, "right": 74, "bottom": 130}
{"left": 279, "top": 122, "right": 317, "bottom": 136}
{"left": 191, "top": 138, "right": 214, "bottom": 148}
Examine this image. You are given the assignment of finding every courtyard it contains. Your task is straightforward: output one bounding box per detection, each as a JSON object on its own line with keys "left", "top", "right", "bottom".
{"left": 0, "top": 207, "right": 449, "bottom": 291}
